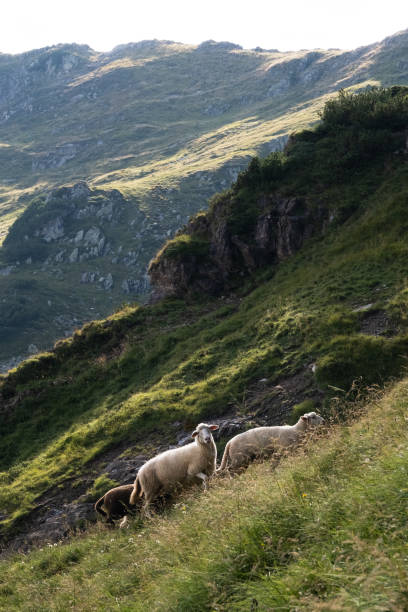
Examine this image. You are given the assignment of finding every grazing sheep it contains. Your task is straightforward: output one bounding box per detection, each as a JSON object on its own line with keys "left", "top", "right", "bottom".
{"left": 94, "top": 484, "right": 140, "bottom": 526}
{"left": 218, "top": 411, "right": 324, "bottom": 471}
{"left": 129, "top": 423, "right": 219, "bottom": 515}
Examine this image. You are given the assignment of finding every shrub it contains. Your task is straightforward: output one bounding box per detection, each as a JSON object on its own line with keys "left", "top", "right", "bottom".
{"left": 155, "top": 234, "right": 210, "bottom": 261}
{"left": 316, "top": 334, "right": 408, "bottom": 391}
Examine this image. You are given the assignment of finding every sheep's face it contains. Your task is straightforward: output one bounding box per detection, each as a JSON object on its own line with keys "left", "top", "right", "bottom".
{"left": 192, "top": 423, "right": 219, "bottom": 445}
{"left": 301, "top": 412, "right": 324, "bottom": 427}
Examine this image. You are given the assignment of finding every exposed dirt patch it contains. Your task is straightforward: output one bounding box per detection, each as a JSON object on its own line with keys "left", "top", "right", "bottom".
{"left": 359, "top": 309, "right": 396, "bottom": 337}
{"left": 245, "top": 367, "right": 324, "bottom": 424}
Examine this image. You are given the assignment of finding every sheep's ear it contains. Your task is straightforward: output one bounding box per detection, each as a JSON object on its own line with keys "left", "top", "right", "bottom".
{"left": 209, "top": 425, "right": 219, "bottom": 431}
{"left": 301, "top": 415, "right": 309, "bottom": 421}
{"left": 192, "top": 430, "right": 198, "bottom": 438}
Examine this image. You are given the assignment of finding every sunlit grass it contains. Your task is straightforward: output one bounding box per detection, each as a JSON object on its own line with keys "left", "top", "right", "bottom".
{"left": 1, "top": 380, "right": 408, "bottom": 610}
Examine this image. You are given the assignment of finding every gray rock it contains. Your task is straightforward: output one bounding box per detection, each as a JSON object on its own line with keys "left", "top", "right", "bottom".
{"left": 0, "top": 265, "right": 14, "bottom": 276}
{"left": 103, "top": 273, "right": 114, "bottom": 290}
{"left": 69, "top": 247, "right": 79, "bottom": 263}
{"left": 103, "top": 455, "right": 147, "bottom": 483}
{"left": 96, "top": 202, "right": 114, "bottom": 221}
{"left": 97, "top": 237, "right": 106, "bottom": 255}
{"left": 121, "top": 276, "right": 150, "bottom": 294}
{"left": 352, "top": 303, "right": 374, "bottom": 312}
{"left": 0, "top": 355, "right": 24, "bottom": 373}
{"left": 41, "top": 216, "right": 64, "bottom": 242}
{"left": 81, "top": 271, "right": 97, "bottom": 283}
{"left": 55, "top": 250, "right": 65, "bottom": 263}
{"left": 74, "top": 229, "right": 84, "bottom": 244}
{"left": 84, "top": 226, "right": 103, "bottom": 247}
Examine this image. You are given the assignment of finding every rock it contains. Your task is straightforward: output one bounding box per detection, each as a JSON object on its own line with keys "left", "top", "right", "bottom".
{"left": 0, "top": 266, "right": 14, "bottom": 276}
{"left": 149, "top": 194, "right": 327, "bottom": 299}
{"left": 84, "top": 226, "right": 103, "bottom": 247}
{"left": 121, "top": 277, "right": 150, "bottom": 294}
{"left": 97, "top": 237, "right": 106, "bottom": 255}
{"left": 0, "top": 355, "right": 24, "bottom": 373}
{"left": 177, "top": 434, "right": 192, "bottom": 446}
{"left": 103, "top": 455, "right": 147, "bottom": 483}
{"left": 55, "top": 250, "right": 65, "bottom": 263}
{"left": 69, "top": 247, "right": 79, "bottom": 263}
{"left": 74, "top": 229, "right": 84, "bottom": 244}
{"left": 352, "top": 303, "right": 374, "bottom": 312}
{"left": 41, "top": 216, "right": 64, "bottom": 242}
{"left": 216, "top": 418, "right": 248, "bottom": 439}
{"left": 96, "top": 202, "right": 114, "bottom": 221}
{"left": 81, "top": 271, "right": 97, "bottom": 283}
{"left": 103, "top": 273, "right": 113, "bottom": 290}
{"left": 32, "top": 144, "right": 78, "bottom": 171}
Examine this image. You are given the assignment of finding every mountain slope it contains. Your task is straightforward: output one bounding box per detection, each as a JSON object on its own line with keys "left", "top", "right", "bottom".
{"left": 2, "top": 380, "right": 407, "bottom": 610}
{"left": 1, "top": 87, "right": 408, "bottom": 607}
{"left": 1, "top": 31, "right": 408, "bottom": 368}
{"left": 1, "top": 87, "right": 408, "bottom": 555}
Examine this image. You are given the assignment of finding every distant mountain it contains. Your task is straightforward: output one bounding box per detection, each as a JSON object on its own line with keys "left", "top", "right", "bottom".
{"left": 1, "top": 30, "right": 408, "bottom": 368}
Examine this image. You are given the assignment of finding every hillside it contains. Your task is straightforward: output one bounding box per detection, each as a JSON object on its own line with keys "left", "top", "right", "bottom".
{"left": 1, "top": 88, "right": 408, "bottom": 608}
{"left": 1, "top": 29, "right": 408, "bottom": 368}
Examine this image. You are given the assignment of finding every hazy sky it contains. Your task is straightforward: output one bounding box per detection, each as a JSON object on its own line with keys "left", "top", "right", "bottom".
{"left": 1, "top": 0, "right": 408, "bottom": 55}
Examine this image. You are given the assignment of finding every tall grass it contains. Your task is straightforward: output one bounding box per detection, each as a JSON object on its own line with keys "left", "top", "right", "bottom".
{"left": 1, "top": 381, "right": 408, "bottom": 610}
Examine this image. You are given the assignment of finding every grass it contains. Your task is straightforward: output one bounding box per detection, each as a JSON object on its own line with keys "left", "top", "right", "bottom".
{"left": 1, "top": 379, "right": 408, "bottom": 610}
{"left": 2, "top": 89, "right": 408, "bottom": 607}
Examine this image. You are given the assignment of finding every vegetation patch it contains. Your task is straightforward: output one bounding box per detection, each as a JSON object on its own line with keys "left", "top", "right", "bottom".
{"left": 153, "top": 234, "right": 210, "bottom": 262}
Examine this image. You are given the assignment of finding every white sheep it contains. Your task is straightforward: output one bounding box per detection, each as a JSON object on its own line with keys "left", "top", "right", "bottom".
{"left": 218, "top": 411, "right": 324, "bottom": 471}
{"left": 129, "top": 422, "right": 219, "bottom": 516}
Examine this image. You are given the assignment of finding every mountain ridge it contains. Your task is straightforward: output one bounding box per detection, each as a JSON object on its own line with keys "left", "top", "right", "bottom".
{"left": 1, "top": 28, "right": 408, "bottom": 368}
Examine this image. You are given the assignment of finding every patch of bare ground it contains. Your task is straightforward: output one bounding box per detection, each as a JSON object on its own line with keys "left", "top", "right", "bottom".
{"left": 359, "top": 308, "right": 397, "bottom": 337}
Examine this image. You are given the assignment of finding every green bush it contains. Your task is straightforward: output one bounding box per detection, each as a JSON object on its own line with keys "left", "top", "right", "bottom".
{"left": 316, "top": 334, "right": 408, "bottom": 391}
{"left": 157, "top": 234, "right": 210, "bottom": 261}
{"left": 286, "top": 87, "right": 408, "bottom": 185}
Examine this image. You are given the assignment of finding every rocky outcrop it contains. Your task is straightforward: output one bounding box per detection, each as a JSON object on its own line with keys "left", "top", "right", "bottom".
{"left": 149, "top": 193, "right": 327, "bottom": 299}
{"left": 4, "top": 182, "right": 147, "bottom": 286}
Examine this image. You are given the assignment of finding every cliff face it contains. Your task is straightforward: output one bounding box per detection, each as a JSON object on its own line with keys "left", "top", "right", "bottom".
{"left": 150, "top": 85, "right": 408, "bottom": 299}
{"left": 149, "top": 193, "right": 327, "bottom": 298}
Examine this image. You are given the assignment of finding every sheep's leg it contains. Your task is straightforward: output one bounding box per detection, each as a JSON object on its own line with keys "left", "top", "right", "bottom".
{"left": 195, "top": 472, "right": 208, "bottom": 490}
{"left": 142, "top": 500, "right": 154, "bottom": 518}
{"left": 142, "top": 488, "right": 160, "bottom": 518}
{"left": 119, "top": 516, "right": 129, "bottom": 529}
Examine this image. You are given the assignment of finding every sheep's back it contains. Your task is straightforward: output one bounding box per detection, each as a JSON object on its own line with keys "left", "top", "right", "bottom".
{"left": 231, "top": 426, "right": 297, "bottom": 453}
{"left": 139, "top": 442, "right": 204, "bottom": 485}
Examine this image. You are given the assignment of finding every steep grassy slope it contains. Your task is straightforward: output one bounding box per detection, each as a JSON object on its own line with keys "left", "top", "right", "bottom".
{"left": 1, "top": 89, "right": 408, "bottom": 607}
{"left": 1, "top": 31, "right": 408, "bottom": 368}
{"left": 1, "top": 88, "right": 408, "bottom": 533}
{"left": 1, "top": 381, "right": 408, "bottom": 610}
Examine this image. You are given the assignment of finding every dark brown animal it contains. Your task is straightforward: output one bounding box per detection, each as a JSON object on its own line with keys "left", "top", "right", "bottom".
{"left": 94, "top": 484, "right": 139, "bottom": 525}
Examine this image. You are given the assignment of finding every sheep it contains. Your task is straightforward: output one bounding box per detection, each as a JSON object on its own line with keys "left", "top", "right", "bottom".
{"left": 218, "top": 411, "right": 324, "bottom": 472}
{"left": 94, "top": 484, "right": 141, "bottom": 526}
{"left": 129, "top": 423, "right": 219, "bottom": 516}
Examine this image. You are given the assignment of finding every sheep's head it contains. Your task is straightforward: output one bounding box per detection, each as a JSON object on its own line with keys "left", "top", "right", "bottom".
{"left": 192, "top": 423, "right": 218, "bottom": 445}
{"left": 300, "top": 412, "right": 324, "bottom": 427}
